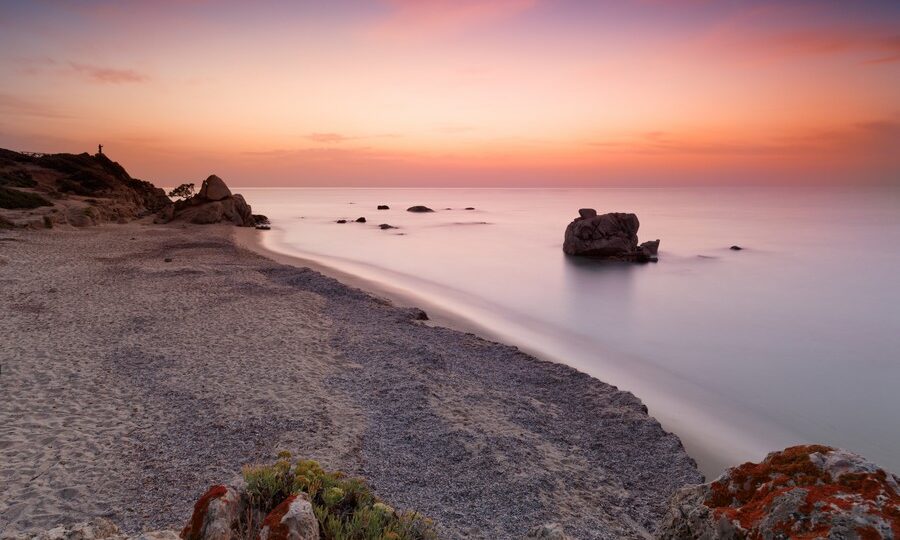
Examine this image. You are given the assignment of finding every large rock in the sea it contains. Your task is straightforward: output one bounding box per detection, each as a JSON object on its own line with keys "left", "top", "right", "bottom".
{"left": 563, "top": 210, "right": 658, "bottom": 262}
{"left": 180, "top": 485, "right": 244, "bottom": 540}
{"left": 164, "top": 177, "right": 255, "bottom": 227}
{"left": 258, "top": 494, "right": 319, "bottom": 540}
{"left": 197, "top": 175, "right": 231, "bottom": 201}
{"left": 656, "top": 445, "right": 900, "bottom": 539}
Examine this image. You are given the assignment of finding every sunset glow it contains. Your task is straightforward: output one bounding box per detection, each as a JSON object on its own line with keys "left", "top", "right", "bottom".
{"left": 2, "top": 0, "right": 899, "bottom": 186}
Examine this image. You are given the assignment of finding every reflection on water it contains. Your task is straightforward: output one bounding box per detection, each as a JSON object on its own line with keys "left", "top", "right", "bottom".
{"left": 242, "top": 187, "right": 900, "bottom": 477}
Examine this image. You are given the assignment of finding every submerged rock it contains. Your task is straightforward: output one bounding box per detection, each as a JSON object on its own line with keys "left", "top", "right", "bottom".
{"left": 336, "top": 219, "right": 347, "bottom": 224}
{"left": 563, "top": 209, "right": 659, "bottom": 262}
{"left": 355, "top": 217, "right": 366, "bottom": 223}
{"left": 407, "top": 205, "right": 434, "bottom": 213}
{"left": 656, "top": 445, "right": 900, "bottom": 539}
{"left": 730, "top": 245, "right": 743, "bottom": 251}
{"left": 377, "top": 205, "right": 389, "bottom": 210}
{"left": 379, "top": 223, "right": 397, "bottom": 230}
{"left": 465, "top": 207, "right": 475, "bottom": 210}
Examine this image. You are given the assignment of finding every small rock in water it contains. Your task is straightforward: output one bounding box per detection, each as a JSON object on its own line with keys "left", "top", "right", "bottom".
{"left": 355, "top": 217, "right": 366, "bottom": 223}
{"left": 164, "top": 258, "right": 173, "bottom": 263}
{"left": 379, "top": 223, "right": 397, "bottom": 230}
{"left": 465, "top": 207, "right": 475, "bottom": 210}
{"left": 336, "top": 219, "right": 347, "bottom": 224}
{"left": 730, "top": 245, "right": 743, "bottom": 251}
{"left": 407, "top": 205, "right": 434, "bottom": 213}
{"left": 255, "top": 224, "right": 271, "bottom": 230}
{"left": 377, "top": 205, "right": 389, "bottom": 210}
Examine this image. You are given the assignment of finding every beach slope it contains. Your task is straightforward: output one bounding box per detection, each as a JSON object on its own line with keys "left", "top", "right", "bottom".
{"left": 0, "top": 223, "right": 701, "bottom": 539}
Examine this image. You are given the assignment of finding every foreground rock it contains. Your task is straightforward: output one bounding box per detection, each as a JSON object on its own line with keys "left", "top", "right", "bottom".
{"left": 161, "top": 175, "right": 255, "bottom": 227}
{"left": 0, "top": 148, "right": 170, "bottom": 228}
{"left": 656, "top": 445, "right": 900, "bottom": 539}
{"left": 563, "top": 209, "right": 660, "bottom": 262}
{"left": 258, "top": 494, "right": 318, "bottom": 540}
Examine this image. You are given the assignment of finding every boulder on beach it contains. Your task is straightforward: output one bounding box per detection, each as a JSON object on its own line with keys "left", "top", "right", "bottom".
{"left": 196, "top": 175, "right": 231, "bottom": 201}
{"left": 407, "top": 205, "right": 434, "bottom": 213}
{"left": 563, "top": 209, "right": 659, "bottom": 262}
{"left": 162, "top": 176, "right": 255, "bottom": 227}
{"left": 377, "top": 205, "right": 389, "bottom": 210}
{"left": 656, "top": 445, "right": 900, "bottom": 540}
{"left": 181, "top": 485, "right": 247, "bottom": 540}
{"left": 258, "top": 494, "right": 319, "bottom": 540}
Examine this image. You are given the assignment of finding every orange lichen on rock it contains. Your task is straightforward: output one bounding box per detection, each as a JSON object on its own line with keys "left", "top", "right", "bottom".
{"left": 258, "top": 495, "right": 296, "bottom": 540}
{"left": 181, "top": 484, "right": 229, "bottom": 540}
{"left": 700, "top": 445, "right": 900, "bottom": 539}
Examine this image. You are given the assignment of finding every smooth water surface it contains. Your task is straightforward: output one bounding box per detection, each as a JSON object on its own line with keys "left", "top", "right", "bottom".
{"left": 242, "top": 187, "right": 900, "bottom": 476}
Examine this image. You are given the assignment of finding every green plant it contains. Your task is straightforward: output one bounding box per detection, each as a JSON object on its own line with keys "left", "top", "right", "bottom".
{"left": 242, "top": 452, "right": 437, "bottom": 540}
{"left": 168, "top": 183, "right": 195, "bottom": 200}
{"left": 0, "top": 187, "right": 53, "bottom": 209}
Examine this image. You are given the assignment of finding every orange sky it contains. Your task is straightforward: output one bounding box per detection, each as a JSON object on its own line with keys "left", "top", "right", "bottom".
{"left": 1, "top": 0, "right": 899, "bottom": 186}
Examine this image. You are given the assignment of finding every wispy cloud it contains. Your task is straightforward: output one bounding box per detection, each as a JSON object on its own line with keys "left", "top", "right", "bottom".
{"left": 369, "top": 0, "right": 537, "bottom": 41}
{"left": 589, "top": 119, "right": 900, "bottom": 157}
{"left": 69, "top": 62, "right": 148, "bottom": 84}
{"left": 304, "top": 132, "right": 402, "bottom": 144}
{"left": 0, "top": 93, "right": 71, "bottom": 119}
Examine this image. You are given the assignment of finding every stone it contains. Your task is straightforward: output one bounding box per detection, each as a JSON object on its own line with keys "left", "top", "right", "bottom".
{"left": 12, "top": 520, "right": 180, "bottom": 540}
{"left": 336, "top": 219, "right": 347, "bottom": 224}
{"left": 656, "top": 445, "right": 900, "bottom": 539}
{"left": 730, "top": 245, "right": 743, "bottom": 251}
{"left": 563, "top": 210, "right": 657, "bottom": 262}
{"left": 465, "top": 207, "right": 475, "bottom": 210}
{"left": 407, "top": 205, "right": 434, "bottom": 213}
{"left": 524, "top": 523, "right": 570, "bottom": 539}
{"left": 180, "top": 485, "right": 243, "bottom": 540}
{"left": 379, "top": 224, "right": 397, "bottom": 230}
{"left": 197, "top": 175, "right": 231, "bottom": 201}
{"left": 258, "top": 494, "right": 319, "bottom": 540}
{"left": 355, "top": 217, "right": 366, "bottom": 223}
{"left": 187, "top": 201, "right": 224, "bottom": 225}
{"left": 377, "top": 205, "right": 389, "bottom": 210}
{"left": 640, "top": 239, "right": 660, "bottom": 256}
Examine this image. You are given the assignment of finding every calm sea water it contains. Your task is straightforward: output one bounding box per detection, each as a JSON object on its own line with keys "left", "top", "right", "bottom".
{"left": 241, "top": 187, "right": 900, "bottom": 477}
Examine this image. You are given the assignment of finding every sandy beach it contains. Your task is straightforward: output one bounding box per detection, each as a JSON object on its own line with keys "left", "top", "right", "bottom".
{"left": 1, "top": 222, "right": 701, "bottom": 539}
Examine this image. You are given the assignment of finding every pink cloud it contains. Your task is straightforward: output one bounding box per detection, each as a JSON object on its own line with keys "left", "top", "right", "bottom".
{"left": 69, "top": 62, "right": 148, "bottom": 84}
{"left": 370, "top": 0, "right": 537, "bottom": 40}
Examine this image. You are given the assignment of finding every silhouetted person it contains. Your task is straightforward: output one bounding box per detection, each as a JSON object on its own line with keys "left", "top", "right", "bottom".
{"left": 98, "top": 144, "right": 103, "bottom": 155}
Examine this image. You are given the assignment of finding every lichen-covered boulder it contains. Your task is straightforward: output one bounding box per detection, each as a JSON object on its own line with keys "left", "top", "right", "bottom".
{"left": 563, "top": 210, "right": 658, "bottom": 262}
{"left": 656, "top": 445, "right": 900, "bottom": 539}
{"left": 258, "top": 494, "right": 319, "bottom": 540}
{"left": 197, "top": 175, "right": 232, "bottom": 201}
{"left": 180, "top": 485, "right": 243, "bottom": 540}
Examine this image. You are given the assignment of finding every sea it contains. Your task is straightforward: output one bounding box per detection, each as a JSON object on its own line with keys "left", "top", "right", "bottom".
{"left": 240, "top": 186, "right": 900, "bottom": 477}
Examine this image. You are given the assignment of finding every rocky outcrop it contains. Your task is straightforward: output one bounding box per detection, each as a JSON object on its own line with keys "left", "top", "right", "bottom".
{"left": 656, "top": 445, "right": 900, "bottom": 539}
{"left": 162, "top": 176, "right": 255, "bottom": 227}
{"left": 407, "top": 205, "right": 434, "bottom": 213}
{"left": 0, "top": 149, "right": 171, "bottom": 228}
{"left": 196, "top": 175, "right": 231, "bottom": 201}
{"left": 258, "top": 494, "right": 319, "bottom": 540}
{"left": 563, "top": 209, "right": 660, "bottom": 262}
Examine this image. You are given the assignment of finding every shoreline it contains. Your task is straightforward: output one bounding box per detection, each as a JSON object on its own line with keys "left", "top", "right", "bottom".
{"left": 235, "top": 227, "right": 747, "bottom": 478}
{"left": 1, "top": 222, "right": 702, "bottom": 539}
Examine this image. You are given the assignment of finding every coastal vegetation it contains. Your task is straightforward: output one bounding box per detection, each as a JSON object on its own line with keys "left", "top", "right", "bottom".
{"left": 242, "top": 452, "right": 436, "bottom": 540}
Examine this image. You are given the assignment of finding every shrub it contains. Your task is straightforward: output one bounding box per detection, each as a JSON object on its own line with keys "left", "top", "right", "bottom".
{"left": 0, "top": 169, "right": 37, "bottom": 188}
{"left": 168, "top": 183, "right": 195, "bottom": 200}
{"left": 243, "top": 452, "right": 436, "bottom": 540}
{"left": 0, "top": 187, "right": 53, "bottom": 209}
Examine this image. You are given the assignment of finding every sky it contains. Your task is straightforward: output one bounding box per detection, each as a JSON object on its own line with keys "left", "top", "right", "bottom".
{"left": 1, "top": 0, "right": 899, "bottom": 187}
